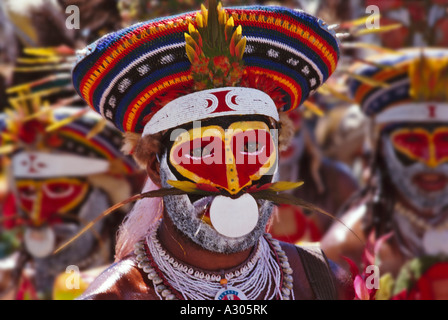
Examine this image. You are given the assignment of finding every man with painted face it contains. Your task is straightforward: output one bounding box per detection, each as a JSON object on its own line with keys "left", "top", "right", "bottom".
{"left": 71, "top": 1, "right": 354, "bottom": 300}
{"left": 0, "top": 98, "right": 139, "bottom": 299}
{"left": 321, "top": 48, "right": 448, "bottom": 300}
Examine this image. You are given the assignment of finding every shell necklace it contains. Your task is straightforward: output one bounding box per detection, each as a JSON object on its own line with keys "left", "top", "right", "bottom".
{"left": 134, "top": 222, "right": 294, "bottom": 300}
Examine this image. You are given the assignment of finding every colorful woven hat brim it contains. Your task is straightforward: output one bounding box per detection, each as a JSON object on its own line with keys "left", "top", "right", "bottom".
{"left": 52, "top": 108, "right": 138, "bottom": 174}
{"left": 1, "top": 107, "right": 138, "bottom": 175}
{"left": 349, "top": 48, "right": 448, "bottom": 119}
{"left": 72, "top": 5, "right": 340, "bottom": 134}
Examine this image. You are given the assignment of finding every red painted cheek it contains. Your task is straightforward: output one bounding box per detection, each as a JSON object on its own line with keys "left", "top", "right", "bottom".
{"left": 17, "top": 184, "right": 85, "bottom": 224}
{"left": 18, "top": 195, "right": 34, "bottom": 215}
{"left": 170, "top": 131, "right": 275, "bottom": 191}
{"left": 171, "top": 137, "right": 228, "bottom": 188}
{"left": 231, "top": 130, "right": 274, "bottom": 187}
{"left": 434, "top": 132, "right": 448, "bottom": 163}
{"left": 393, "top": 132, "right": 430, "bottom": 161}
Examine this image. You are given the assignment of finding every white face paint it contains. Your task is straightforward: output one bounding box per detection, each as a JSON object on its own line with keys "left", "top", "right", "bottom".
{"left": 382, "top": 136, "right": 448, "bottom": 215}
{"left": 423, "top": 229, "right": 448, "bottom": 256}
{"left": 24, "top": 226, "right": 56, "bottom": 258}
{"left": 159, "top": 152, "right": 276, "bottom": 254}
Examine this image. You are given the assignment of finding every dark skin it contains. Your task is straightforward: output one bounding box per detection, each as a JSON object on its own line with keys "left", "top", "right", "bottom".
{"left": 79, "top": 135, "right": 354, "bottom": 300}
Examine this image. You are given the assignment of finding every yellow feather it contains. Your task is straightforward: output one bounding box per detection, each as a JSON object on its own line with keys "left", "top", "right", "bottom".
{"left": 188, "top": 23, "right": 197, "bottom": 34}
{"left": 346, "top": 72, "right": 390, "bottom": 88}
{"left": 185, "top": 33, "right": 198, "bottom": 50}
{"left": 45, "top": 108, "right": 89, "bottom": 132}
{"left": 24, "top": 106, "right": 52, "bottom": 121}
{"left": 196, "top": 12, "right": 204, "bottom": 28}
{"left": 235, "top": 36, "right": 246, "bottom": 60}
{"left": 167, "top": 180, "right": 198, "bottom": 193}
{"left": 268, "top": 181, "right": 304, "bottom": 192}
{"left": 23, "top": 47, "right": 57, "bottom": 57}
{"left": 201, "top": 4, "right": 208, "bottom": 26}
{"left": 86, "top": 118, "right": 107, "bottom": 139}
{"left": 226, "top": 16, "right": 234, "bottom": 28}
{"left": 303, "top": 100, "right": 324, "bottom": 117}
{"left": 225, "top": 17, "right": 234, "bottom": 40}
{"left": 339, "top": 13, "right": 381, "bottom": 29}
{"left": 16, "top": 56, "right": 61, "bottom": 64}
{"left": 230, "top": 25, "right": 242, "bottom": 50}
{"left": 318, "top": 84, "right": 356, "bottom": 104}
{"left": 185, "top": 44, "right": 198, "bottom": 63}
{"left": 354, "top": 23, "right": 402, "bottom": 36}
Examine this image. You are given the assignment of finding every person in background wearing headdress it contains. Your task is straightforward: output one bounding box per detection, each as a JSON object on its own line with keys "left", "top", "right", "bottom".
{"left": 1, "top": 0, "right": 77, "bottom": 95}
{"left": 321, "top": 48, "right": 448, "bottom": 300}
{"left": 0, "top": 93, "right": 141, "bottom": 299}
{"left": 266, "top": 102, "right": 361, "bottom": 244}
{"left": 65, "top": 1, "right": 354, "bottom": 300}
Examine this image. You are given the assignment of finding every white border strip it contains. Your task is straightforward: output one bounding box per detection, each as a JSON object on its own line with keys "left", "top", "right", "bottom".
{"left": 12, "top": 151, "right": 110, "bottom": 178}
{"left": 143, "top": 87, "right": 279, "bottom": 135}
{"left": 376, "top": 102, "right": 448, "bottom": 124}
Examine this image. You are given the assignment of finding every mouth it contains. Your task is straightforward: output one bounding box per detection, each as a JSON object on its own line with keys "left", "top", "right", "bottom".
{"left": 413, "top": 173, "right": 448, "bottom": 192}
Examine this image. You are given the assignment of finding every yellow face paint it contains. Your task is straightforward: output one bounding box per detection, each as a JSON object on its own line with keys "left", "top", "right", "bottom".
{"left": 15, "top": 178, "right": 89, "bottom": 226}
{"left": 169, "top": 121, "right": 277, "bottom": 194}
{"left": 391, "top": 126, "right": 448, "bottom": 168}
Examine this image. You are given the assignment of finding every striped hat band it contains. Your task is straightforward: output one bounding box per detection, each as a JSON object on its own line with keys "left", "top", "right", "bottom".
{"left": 349, "top": 48, "right": 448, "bottom": 123}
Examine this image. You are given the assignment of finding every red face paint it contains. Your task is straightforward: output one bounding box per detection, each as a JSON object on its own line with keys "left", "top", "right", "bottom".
{"left": 391, "top": 127, "right": 448, "bottom": 168}
{"left": 16, "top": 178, "right": 89, "bottom": 226}
{"left": 434, "top": 129, "right": 448, "bottom": 164}
{"left": 230, "top": 129, "right": 274, "bottom": 188}
{"left": 169, "top": 122, "right": 277, "bottom": 194}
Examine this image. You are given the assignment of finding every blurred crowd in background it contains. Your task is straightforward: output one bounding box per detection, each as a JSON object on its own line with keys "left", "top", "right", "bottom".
{"left": 0, "top": 0, "right": 448, "bottom": 300}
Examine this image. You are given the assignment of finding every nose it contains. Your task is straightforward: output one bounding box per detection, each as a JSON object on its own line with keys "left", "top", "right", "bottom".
{"left": 30, "top": 186, "right": 44, "bottom": 227}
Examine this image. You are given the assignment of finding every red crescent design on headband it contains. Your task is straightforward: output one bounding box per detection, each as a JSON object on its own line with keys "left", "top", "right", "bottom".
{"left": 209, "top": 90, "right": 235, "bottom": 114}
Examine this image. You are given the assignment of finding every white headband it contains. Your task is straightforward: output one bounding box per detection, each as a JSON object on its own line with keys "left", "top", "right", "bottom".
{"left": 12, "top": 151, "right": 110, "bottom": 178}
{"left": 375, "top": 102, "right": 448, "bottom": 124}
{"left": 143, "top": 87, "right": 279, "bottom": 136}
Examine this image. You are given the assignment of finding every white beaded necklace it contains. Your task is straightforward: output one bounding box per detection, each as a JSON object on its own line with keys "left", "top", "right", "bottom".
{"left": 134, "top": 222, "right": 294, "bottom": 300}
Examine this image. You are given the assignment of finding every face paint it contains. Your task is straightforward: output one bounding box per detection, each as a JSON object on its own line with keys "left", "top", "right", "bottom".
{"left": 391, "top": 127, "right": 448, "bottom": 168}
{"left": 169, "top": 121, "right": 277, "bottom": 195}
{"left": 15, "top": 178, "right": 89, "bottom": 226}
{"left": 161, "top": 119, "right": 279, "bottom": 253}
{"left": 382, "top": 129, "right": 448, "bottom": 214}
